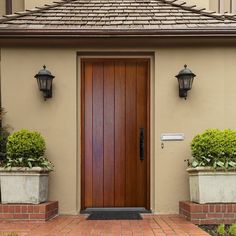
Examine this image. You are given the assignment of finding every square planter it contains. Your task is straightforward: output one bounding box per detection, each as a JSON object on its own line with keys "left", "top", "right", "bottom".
{"left": 187, "top": 167, "right": 236, "bottom": 204}
{"left": 0, "top": 167, "right": 50, "bottom": 204}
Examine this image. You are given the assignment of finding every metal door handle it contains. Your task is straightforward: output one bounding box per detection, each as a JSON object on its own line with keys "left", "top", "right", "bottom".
{"left": 140, "top": 128, "right": 145, "bottom": 161}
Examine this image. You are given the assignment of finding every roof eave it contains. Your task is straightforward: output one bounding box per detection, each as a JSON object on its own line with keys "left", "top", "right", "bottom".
{"left": 1, "top": 28, "right": 236, "bottom": 38}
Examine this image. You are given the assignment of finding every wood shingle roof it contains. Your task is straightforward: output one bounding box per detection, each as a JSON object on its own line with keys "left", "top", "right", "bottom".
{"left": 0, "top": 0, "right": 236, "bottom": 36}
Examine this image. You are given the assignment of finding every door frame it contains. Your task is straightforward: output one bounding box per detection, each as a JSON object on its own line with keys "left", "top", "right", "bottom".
{"left": 80, "top": 56, "right": 151, "bottom": 211}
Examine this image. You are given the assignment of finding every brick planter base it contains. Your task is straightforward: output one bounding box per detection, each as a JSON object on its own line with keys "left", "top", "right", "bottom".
{"left": 180, "top": 201, "right": 236, "bottom": 225}
{"left": 0, "top": 201, "right": 58, "bottom": 221}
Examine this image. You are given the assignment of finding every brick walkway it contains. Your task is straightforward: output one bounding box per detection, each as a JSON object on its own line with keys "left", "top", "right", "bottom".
{"left": 0, "top": 214, "right": 209, "bottom": 236}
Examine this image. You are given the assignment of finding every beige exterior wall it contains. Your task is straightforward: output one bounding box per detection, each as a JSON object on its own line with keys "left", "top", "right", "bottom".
{"left": 0, "top": 0, "right": 5, "bottom": 16}
{"left": 186, "top": 0, "right": 235, "bottom": 13}
{"left": 210, "top": 0, "right": 235, "bottom": 13}
{"left": 0, "top": 0, "right": 24, "bottom": 15}
{"left": 24, "top": 0, "right": 53, "bottom": 9}
{"left": 0, "top": 0, "right": 52, "bottom": 16}
{"left": 210, "top": 0, "right": 218, "bottom": 12}
{"left": 224, "top": 0, "right": 232, "bottom": 12}
{"left": 154, "top": 47, "right": 229, "bottom": 213}
{"left": 1, "top": 45, "right": 236, "bottom": 214}
{"left": 12, "top": 0, "right": 24, "bottom": 13}
{"left": 187, "top": 0, "right": 235, "bottom": 13}
{"left": 186, "top": 0, "right": 209, "bottom": 9}
{"left": 0, "top": 48, "right": 78, "bottom": 214}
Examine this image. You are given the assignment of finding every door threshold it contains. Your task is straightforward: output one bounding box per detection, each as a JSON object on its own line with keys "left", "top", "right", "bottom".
{"left": 81, "top": 207, "right": 151, "bottom": 214}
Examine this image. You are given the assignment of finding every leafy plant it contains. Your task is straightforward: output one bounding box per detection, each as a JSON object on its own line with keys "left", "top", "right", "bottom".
{"left": 0, "top": 233, "right": 19, "bottom": 236}
{"left": 3, "top": 129, "right": 53, "bottom": 170}
{"left": 229, "top": 224, "right": 236, "bottom": 236}
{"left": 190, "top": 129, "right": 236, "bottom": 169}
{"left": 0, "top": 108, "right": 10, "bottom": 162}
{"left": 0, "top": 128, "right": 10, "bottom": 158}
{"left": 200, "top": 224, "right": 236, "bottom": 236}
{"left": 217, "top": 224, "right": 225, "bottom": 235}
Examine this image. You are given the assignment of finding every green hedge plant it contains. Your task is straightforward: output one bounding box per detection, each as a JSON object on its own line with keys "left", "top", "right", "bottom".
{"left": 0, "top": 127, "right": 9, "bottom": 160}
{"left": 229, "top": 224, "right": 236, "bottom": 236}
{"left": 0, "top": 233, "right": 19, "bottom": 236}
{"left": 190, "top": 129, "right": 236, "bottom": 169}
{"left": 3, "top": 129, "right": 53, "bottom": 170}
{"left": 217, "top": 224, "right": 226, "bottom": 236}
{"left": 0, "top": 108, "right": 10, "bottom": 162}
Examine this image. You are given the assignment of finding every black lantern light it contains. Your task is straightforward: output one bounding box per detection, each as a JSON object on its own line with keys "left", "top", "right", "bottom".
{"left": 35, "top": 65, "right": 55, "bottom": 100}
{"left": 175, "top": 64, "right": 196, "bottom": 99}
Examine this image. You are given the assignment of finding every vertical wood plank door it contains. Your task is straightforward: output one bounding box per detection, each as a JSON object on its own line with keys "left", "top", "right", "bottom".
{"left": 81, "top": 58, "right": 150, "bottom": 209}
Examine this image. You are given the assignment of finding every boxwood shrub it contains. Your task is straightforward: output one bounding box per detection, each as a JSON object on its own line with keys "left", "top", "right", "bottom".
{"left": 4, "top": 129, "right": 53, "bottom": 169}
{"left": 191, "top": 129, "right": 236, "bottom": 168}
{"left": 0, "top": 108, "right": 10, "bottom": 162}
{"left": 0, "top": 128, "right": 9, "bottom": 160}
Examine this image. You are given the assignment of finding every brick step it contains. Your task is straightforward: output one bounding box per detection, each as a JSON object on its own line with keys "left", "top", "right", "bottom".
{"left": 0, "top": 201, "right": 58, "bottom": 221}
{"left": 180, "top": 201, "right": 236, "bottom": 225}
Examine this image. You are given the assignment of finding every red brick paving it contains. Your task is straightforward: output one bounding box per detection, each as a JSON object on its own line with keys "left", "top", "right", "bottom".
{"left": 0, "top": 214, "right": 209, "bottom": 236}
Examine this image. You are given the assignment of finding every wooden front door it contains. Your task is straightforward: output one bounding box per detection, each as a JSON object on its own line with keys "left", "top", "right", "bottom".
{"left": 81, "top": 58, "right": 150, "bottom": 209}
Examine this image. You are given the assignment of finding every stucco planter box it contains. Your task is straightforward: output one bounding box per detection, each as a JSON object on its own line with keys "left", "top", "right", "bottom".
{"left": 0, "top": 167, "right": 50, "bottom": 204}
{"left": 187, "top": 167, "right": 236, "bottom": 204}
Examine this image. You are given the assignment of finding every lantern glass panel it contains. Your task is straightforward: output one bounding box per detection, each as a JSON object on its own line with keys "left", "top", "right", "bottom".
{"left": 189, "top": 77, "right": 194, "bottom": 89}
{"left": 178, "top": 78, "right": 184, "bottom": 89}
{"left": 40, "top": 77, "right": 48, "bottom": 91}
{"left": 46, "top": 78, "right": 52, "bottom": 90}
{"left": 36, "top": 78, "right": 41, "bottom": 90}
{"left": 178, "top": 75, "right": 194, "bottom": 90}
{"left": 36, "top": 75, "right": 53, "bottom": 91}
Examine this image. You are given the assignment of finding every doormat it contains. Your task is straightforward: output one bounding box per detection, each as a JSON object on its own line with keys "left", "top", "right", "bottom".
{"left": 87, "top": 211, "right": 143, "bottom": 220}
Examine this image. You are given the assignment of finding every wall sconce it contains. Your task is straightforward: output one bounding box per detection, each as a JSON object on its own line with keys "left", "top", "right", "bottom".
{"left": 35, "top": 65, "right": 55, "bottom": 100}
{"left": 175, "top": 65, "right": 196, "bottom": 99}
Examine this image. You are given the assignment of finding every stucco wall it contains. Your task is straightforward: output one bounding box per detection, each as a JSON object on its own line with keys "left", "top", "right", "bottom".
{"left": 24, "top": 0, "right": 54, "bottom": 9}
{"left": 154, "top": 47, "right": 231, "bottom": 213}
{"left": 210, "top": 0, "right": 232, "bottom": 13}
{"left": 12, "top": 0, "right": 24, "bottom": 13}
{"left": 179, "top": 0, "right": 233, "bottom": 12}
{"left": 0, "top": 0, "right": 50, "bottom": 16}
{"left": 0, "top": 0, "right": 5, "bottom": 16}
{"left": 186, "top": 0, "right": 209, "bottom": 9}
{"left": 1, "top": 46, "right": 236, "bottom": 214}
{"left": 224, "top": 0, "right": 232, "bottom": 12}
{"left": 0, "top": 0, "right": 24, "bottom": 15}
{"left": 1, "top": 48, "right": 78, "bottom": 214}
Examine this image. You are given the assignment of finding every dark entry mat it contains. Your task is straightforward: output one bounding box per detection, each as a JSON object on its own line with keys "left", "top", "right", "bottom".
{"left": 87, "top": 211, "right": 143, "bottom": 220}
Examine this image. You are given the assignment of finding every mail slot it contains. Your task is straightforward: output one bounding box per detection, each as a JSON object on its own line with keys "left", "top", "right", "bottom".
{"left": 161, "top": 133, "right": 185, "bottom": 141}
